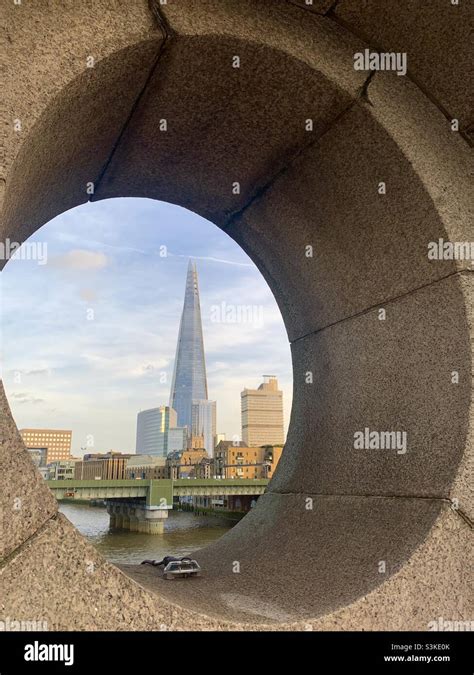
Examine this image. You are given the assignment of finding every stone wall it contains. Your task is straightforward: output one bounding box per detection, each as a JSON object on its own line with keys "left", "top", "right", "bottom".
{"left": 1, "top": 0, "right": 472, "bottom": 629}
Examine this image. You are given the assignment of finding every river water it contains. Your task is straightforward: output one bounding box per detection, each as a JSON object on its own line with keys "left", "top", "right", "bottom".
{"left": 59, "top": 502, "right": 232, "bottom": 565}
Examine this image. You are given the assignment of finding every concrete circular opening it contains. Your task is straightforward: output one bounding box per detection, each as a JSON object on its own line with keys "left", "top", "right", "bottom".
{"left": 2, "top": 1, "right": 472, "bottom": 629}
{"left": 2, "top": 195, "right": 293, "bottom": 565}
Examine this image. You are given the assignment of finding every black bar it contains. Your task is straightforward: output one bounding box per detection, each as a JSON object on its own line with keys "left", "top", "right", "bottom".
{"left": 0, "top": 631, "right": 471, "bottom": 673}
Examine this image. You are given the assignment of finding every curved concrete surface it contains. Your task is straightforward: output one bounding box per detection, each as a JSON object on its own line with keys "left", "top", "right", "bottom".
{"left": 1, "top": 0, "right": 472, "bottom": 629}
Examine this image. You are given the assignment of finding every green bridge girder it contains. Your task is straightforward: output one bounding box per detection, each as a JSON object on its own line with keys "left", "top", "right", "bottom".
{"left": 46, "top": 478, "right": 269, "bottom": 508}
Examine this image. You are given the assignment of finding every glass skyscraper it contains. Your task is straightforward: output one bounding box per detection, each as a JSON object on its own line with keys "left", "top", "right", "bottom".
{"left": 169, "top": 260, "right": 216, "bottom": 454}
{"left": 136, "top": 406, "right": 177, "bottom": 456}
{"left": 192, "top": 399, "right": 216, "bottom": 457}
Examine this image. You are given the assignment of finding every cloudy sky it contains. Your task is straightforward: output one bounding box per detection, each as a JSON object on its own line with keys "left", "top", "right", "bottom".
{"left": 1, "top": 198, "right": 292, "bottom": 455}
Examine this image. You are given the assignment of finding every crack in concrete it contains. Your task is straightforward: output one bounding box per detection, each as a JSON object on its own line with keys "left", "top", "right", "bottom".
{"left": 289, "top": 0, "right": 472, "bottom": 146}
{"left": 222, "top": 98, "right": 356, "bottom": 231}
{"left": 325, "top": 0, "right": 342, "bottom": 15}
{"left": 223, "top": 4, "right": 471, "bottom": 228}
{"left": 456, "top": 509, "right": 473, "bottom": 529}
{"left": 148, "top": 0, "right": 174, "bottom": 38}
{"left": 222, "top": 69, "right": 374, "bottom": 231}
{"left": 267, "top": 490, "right": 473, "bottom": 527}
{"left": 325, "top": 9, "right": 473, "bottom": 148}
{"left": 359, "top": 68, "right": 376, "bottom": 106}
{"left": 91, "top": 1, "right": 174, "bottom": 198}
{"left": 0, "top": 512, "right": 59, "bottom": 570}
{"left": 291, "top": 268, "right": 471, "bottom": 344}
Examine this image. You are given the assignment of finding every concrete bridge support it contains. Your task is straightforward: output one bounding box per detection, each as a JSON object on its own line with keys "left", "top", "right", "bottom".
{"left": 128, "top": 513, "right": 140, "bottom": 533}
{"left": 121, "top": 511, "right": 130, "bottom": 531}
{"left": 106, "top": 502, "right": 125, "bottom": 530}
{"left": 136, "top": 507, "right": 168, "bottom": 535}
{"left": 1, "top": 0, "right": 472, "bottom": 630}
{"left": 108, "top": 511, "right": 117, "bottom": 529}
{"left": 106, "top": 502, "right": 168, "bottom": 534}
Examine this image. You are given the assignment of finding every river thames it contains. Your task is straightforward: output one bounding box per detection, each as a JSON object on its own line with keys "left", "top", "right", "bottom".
{"left": 59, "top": 502, "right": 232, "bottom": 565}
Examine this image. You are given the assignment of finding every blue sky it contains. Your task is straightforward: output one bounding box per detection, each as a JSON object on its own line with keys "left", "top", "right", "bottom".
{"left": 1, "top": 198, "right": 292, "bottom": 455}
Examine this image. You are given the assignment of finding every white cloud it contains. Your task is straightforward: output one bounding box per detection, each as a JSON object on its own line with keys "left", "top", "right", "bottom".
{"left": 50, "top": 249, "right": 109, "bottom": 271}
{"left": 10, "top": 392, "right": 45, "bottom": 405}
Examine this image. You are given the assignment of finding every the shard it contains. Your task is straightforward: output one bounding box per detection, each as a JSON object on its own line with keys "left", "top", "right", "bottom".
{"left": 169, "top": 260, "right": 215, "bottom": 453}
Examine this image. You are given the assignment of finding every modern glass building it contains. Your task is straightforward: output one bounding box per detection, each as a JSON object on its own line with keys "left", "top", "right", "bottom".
{"left": 169, "top": 260, "right": 216, "bottom": 454}
{"left": 167, "top": 426, "right": 187, "bottom": 453}
{"left": 135, "top": 406, "right": 177, "bottom": 456}
{"left": 192, "top": 399, "right": 216, "bottom": 455}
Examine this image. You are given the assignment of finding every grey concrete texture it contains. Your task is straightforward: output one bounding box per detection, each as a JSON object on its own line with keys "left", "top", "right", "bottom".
{"left": 366, "top": 73, "right": 473, "bottom": 256}
{"left": 94, "top": 13, "right": 368, "bottom": 224}
{"left": 1, "top": 0, "right": 472, "bottom": 630}
{"left": 451, "top": 271, "right": 474, "bottom": 521}
{"left": 1, "top": 0, "right": 157, "bottom": 203}
{"left": 464, "top": 122, "right": 474, "bottom": 145}
{"left": 0, "top": 513, "right": 232, "bottom": 631}
{"left": 228, "top": 73, "right": 474, "bottom": 341}
{"left": 123, "top": 495, "right": 472, "bottom": 626}
{"left": 135, "top": 493, "right": 444, "bottom": 623}
{"left": 333, "top": 0, "right": 474, "bottom": 129}
{"left": 159, "top": 0, "right": 368, "bottom": 99}
{"left": 270, "top": 273, "right": 472, "bottom": 498}
{"left": 0, "top": 383, "right": 57, "bottom": 560}
{"left": 303, "top": 504, "right": 472, "bottom": 630}
{"left": 2, "top": 500, "right": 470, "bottom": 630}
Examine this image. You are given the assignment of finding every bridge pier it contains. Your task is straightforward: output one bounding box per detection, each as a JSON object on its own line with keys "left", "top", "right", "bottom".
{"left": 128, "top": 510, "right": 139, "bottom": 532}
{"left": 115, "top": 510, "right": 124, "bottom": 529}
{"left": 136, "top": 507, "right": 168, "bottom": 534}
{"left": 122, "top": 511, "right": 130, "bottom": 530}
{"left": 106, "top": 502, "right": 123, "bottom": 530}
{"left": 106, "top": 502, "right": 168, "bottom": 534}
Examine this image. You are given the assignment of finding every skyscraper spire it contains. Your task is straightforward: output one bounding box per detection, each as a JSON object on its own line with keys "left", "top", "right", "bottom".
{"left": 169, "top": 260, "right": 209, "bottom": 432}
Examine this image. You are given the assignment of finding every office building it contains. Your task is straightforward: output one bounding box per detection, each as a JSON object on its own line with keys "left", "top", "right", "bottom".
{"left": 241, "top": 376, "right": 284, "bottom": 447}
{"left": 167, "top": 426, "right": 187, "bottom": 453}
{"left": 191, "top": 399, "right": 216, "bottom": 454}
{"left": 136, "top": 406, "right": 176, "bottom": 456}
{"left": 214, "top": 440, "right": 283, "bottom": 479}
{"left": 48, "top": 459, "right": 78, "bottom": 481}
{"left": 74, "top": 452, "right": 133, "bottom": 480}
{"left": 167, "top": 448, "right": 209, "bottom": 479}
{"left": 125, "top": 455, "right": 167, "bottom": 480}
{"left": 20, "top": 428, "right": 72, "bottom": 464}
